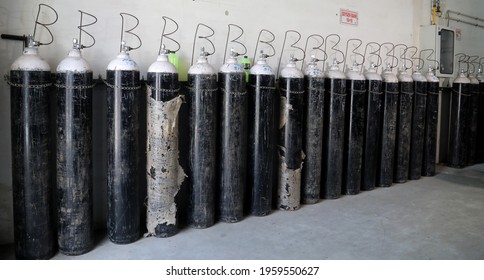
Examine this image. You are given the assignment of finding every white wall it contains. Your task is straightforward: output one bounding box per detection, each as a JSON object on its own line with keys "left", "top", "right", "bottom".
{"left": 0, "top": 0, "right": 483, "bottom": 245}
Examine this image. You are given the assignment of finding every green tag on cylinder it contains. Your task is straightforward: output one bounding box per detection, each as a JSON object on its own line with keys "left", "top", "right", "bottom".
{"left": 168, "top": 52, "right": 179, "bottom": 70}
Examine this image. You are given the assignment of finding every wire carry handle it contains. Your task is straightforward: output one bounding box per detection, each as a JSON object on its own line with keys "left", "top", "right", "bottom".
{"left": 223, "top": 23, "right": 247, "bottom": 62}
{"left": 380, "top": 42, "right": 398, "bottom": 70}
{"left": 191, "top": 23, "right": 216, "bottom": 65}
{"left": 323, "top": 33, "right": 345, "bottom": 72}
{"left": 252, "top": 29, "right": 276, "bottom": 64}
{"left": 455, "top": 53, "right": 469, "bottom": 73}
{"left": 74, "top": 10, "right": 97, "bottom": 50}
{"left": 32, "top": 3, "right": 59, "bottom": 46}
{"left": 276, "top": 29, "right": 305, "bottom": 77}
{"left": 468, "top": 55, "right": 479, "bottom": 75}
{"left": 301, "top": 34, "right": 327, "bottom": 70}
{"left": 119, "top": 12, "right": 142, "bottom": 52}
{"left": 363, "top": 42, "right": 382, "bottom": 71}
{"left": 419, "top": 48, "right": 439, "bottom": 72}
{"left": 405, "top": 46, "right": 420, "bottom": 71}
{"left": 393, "top": 43, "right": 412, "bottom": 70}
{"left": 343, "top": 38, "right": 364, "bottom": 72}
{"left": 159, "top": 16, "right": 180, "bottom": 54}
{"left": 478, "top": 57, "right": 484, "bottom": 74}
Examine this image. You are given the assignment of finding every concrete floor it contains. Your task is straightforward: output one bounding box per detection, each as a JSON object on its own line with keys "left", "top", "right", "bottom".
{"left": 1, "top": 164, "right": 483, "bottom": 260}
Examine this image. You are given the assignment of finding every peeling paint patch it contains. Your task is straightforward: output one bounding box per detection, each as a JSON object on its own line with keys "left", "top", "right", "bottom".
{"left": 146, "top": 92, "right": 186, "bottom": 236}
{"left": 279, "top": 96, "right": 293, "bottom": 129}
{"left": 278, "top": 151, "right": 303, "bottom": 211}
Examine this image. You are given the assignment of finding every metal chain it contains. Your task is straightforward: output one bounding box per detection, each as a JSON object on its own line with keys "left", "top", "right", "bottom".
{"left": 4, "top": 74, "right": 53, "bottom": 89}
{"left": 185, "top": 86, "right": 219, "bottom": 92}
{"left": 54, "top": 83, "right": 97, "bottom": 90}
{"left": 249, "top": 84, "right": 276, "bottom": 90}
{"left": 145, "top": 83, "right": 180, "bottom": 93}
{"left": 220, "top": 88, "right": 247, "bottom": 95}
{"left": 103, "top": 79, "right": 142, "bottom": 90}
{"left": 279, "top": 88, "right": 305, "bottom": 94}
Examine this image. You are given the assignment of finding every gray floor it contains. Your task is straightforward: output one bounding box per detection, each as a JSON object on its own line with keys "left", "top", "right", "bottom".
{"left": 1, "top": 164, "right": 484, "bottom": 260}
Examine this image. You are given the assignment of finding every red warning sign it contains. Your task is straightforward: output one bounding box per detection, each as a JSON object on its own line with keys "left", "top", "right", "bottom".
{"left": 340, "top": 9, "right": 358, "bottom": 26}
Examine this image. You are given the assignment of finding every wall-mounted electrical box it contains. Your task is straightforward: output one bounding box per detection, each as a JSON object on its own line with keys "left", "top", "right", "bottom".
{"left": 420, "top": 25, "right": 455, "bottom": 77}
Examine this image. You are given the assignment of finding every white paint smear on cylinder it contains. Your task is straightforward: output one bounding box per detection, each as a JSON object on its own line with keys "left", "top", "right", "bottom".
{"left": 146, "top": 90, "right": 186, "bottom": 236}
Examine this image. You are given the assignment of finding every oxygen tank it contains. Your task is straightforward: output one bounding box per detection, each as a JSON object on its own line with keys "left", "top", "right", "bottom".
{"left": 361, "top": 64, "right": 383, "bottom": 190}
{"left": 377, "top": 65, "right": 399, "bottom": 187}
{"left": 476, "top": 69, "right": 484, "bottom": 163}
{"left": 408, "top": 68, "right": 427, "bottom": 180}
{"left": 187, "top": 48, "right": 218, "bottom": 228}
{"left": 322, "top": 59, "right": 346, "bottom": 198}
{"left": 146, "top": 46, "right": 184, "bottom": 237}
{"left": 394, "top": 66, "right": 414, "bottom": 183}
{"left": 218, "top": 50, "right": 248, "bottom": 222}
{"left": 248, "top": 51, "right": 277, "bottom": 215}
{"left": 301, "top": 56, "right": 324, "bottom": 203}
{"left": 448, "top": 69, "right": 470, "bottom": 168}
{"left": 55, "top": 39, "right": 94, "bottom": 255}
{"left": 278, "top": 56, "right": 304, "bottom": 210}
{"left": 422, "top": 68, "right": 440, "bottom": 176}
{"left": 343, "top": 63, "right": 366, "bottom": 195}
{"left": 106, "top": 41, "right": 141, "bottom": 243}
{"left": 467, "top": 73, "right": 479, "bottom": 165}
{"left": 9, "top": 35, "right": 56, "bottom": 259}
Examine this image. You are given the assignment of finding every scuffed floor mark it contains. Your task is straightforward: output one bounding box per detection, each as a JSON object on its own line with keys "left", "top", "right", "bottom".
{"left": 145, "top": 92, "right": 186, "bottom": 236}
